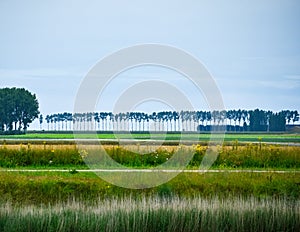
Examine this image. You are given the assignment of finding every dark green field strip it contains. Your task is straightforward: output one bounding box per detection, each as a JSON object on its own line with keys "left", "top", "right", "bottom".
{"left": 0, "top": 133, "right": 300, "bottom": 143}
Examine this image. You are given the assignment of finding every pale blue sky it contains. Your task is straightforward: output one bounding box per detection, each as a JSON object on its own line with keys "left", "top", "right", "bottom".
{"left": 0, "top": 0, "right": 299, "bottom": 128}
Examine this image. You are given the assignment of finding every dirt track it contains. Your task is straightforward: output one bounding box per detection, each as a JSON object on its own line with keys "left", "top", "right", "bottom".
{"left": 2, "top": 169, "right": 299, "bottom": 173}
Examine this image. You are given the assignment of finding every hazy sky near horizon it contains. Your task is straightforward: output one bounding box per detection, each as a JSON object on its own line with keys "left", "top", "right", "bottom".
{"left": 0, "top": 0, "right": 300, "bottom": 128}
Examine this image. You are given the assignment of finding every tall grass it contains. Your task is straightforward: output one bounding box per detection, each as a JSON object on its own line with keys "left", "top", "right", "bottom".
{"left": 0, "top": 144, "right": 84, "bottom": 167}
{"left": 0, "top": 143, "right": 299, "bottom": 169}
{"left": 193, "top": 143, "right": 300, "bottom": 169}
{"left": 0, "top": 196, "right": 299, "bottom": 232}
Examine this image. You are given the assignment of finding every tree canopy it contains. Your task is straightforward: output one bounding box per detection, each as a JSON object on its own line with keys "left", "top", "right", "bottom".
{"left": 0, "top": 87, "right": 39, "bottom": 132}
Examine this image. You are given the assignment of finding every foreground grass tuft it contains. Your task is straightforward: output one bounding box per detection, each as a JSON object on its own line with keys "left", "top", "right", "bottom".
{"left": 0, "top": 196, "right": 299, "bottom": 232}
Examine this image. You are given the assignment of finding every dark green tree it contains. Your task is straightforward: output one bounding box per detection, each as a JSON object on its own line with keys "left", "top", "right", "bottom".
{"left": 269, "top": 112, "right": 286, "bottom": 131}
{"left": 249, "top": 109, "right": 267, "bottom": 131}
{"left": 292, "top": 110, "right": 299, "bottom": 125}
{"left": 39, "top": 114, "right": 43, "bottom": 130}
{"left": 0, "top": 87, "right": 39, "bottom": 132}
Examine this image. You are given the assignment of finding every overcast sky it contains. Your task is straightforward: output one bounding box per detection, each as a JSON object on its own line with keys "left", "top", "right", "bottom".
{"left": 0, "top": 0, "right": 299, "bottom": 129}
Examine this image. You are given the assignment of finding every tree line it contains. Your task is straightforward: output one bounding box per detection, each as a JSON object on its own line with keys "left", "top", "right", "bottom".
{"left": 1, "top": 87, "right": 298, "bottom": 133}
{"left": 42, "top": 109, "right": 299, "bottom": 132}
{"left": 0, "top": 88, "right": 39, "bottom": 133}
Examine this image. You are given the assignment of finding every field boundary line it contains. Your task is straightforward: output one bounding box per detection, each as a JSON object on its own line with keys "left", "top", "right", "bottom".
{"left": 1, "top": 169, "right": 299, "bottom": 173}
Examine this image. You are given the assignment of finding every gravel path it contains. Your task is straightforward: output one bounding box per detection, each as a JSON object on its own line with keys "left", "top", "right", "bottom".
{"left": 1, "top": 169, "right": 299, "bottom": 173}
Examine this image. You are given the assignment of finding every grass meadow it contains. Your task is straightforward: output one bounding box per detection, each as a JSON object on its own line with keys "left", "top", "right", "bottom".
{"left": 0, "top": 142, "right": 299, "bottom": 169}
{"left": 0, "top": 136, "right": 299, "bottom": 231}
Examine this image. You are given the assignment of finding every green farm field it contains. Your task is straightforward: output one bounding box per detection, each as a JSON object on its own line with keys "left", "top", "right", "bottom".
{"left": 1, "top": 131, "right": 300, "bottom": 144}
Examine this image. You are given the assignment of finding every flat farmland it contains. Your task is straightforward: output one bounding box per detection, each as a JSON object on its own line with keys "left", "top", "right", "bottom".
{"left": 0, "top": 132, "right": 300, "bottom": 144}
{"left": 0, "top": 134, "right": 299, "bottom": 231}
